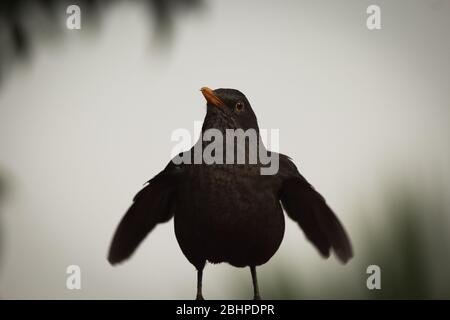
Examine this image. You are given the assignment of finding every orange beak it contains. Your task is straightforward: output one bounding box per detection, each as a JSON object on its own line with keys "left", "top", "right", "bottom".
{"left": 200, "top": 87, "right": 226, "bottom": 108}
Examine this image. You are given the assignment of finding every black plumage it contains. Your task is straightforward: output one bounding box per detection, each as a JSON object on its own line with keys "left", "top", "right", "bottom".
{"left": 108, "top": 87, "right": 353, "bottom": 299}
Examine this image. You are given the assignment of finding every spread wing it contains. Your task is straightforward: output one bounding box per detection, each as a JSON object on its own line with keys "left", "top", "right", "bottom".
{"left": 107, "top": 161, "right": 182, "bottom": 265}
{"left": 277, "top": 154, "right": 353, "bottom": 263}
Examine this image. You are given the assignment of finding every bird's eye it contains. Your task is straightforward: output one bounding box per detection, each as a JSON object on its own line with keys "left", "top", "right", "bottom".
{"left": 234, "top": 102, "right": 244, "bottom": 113}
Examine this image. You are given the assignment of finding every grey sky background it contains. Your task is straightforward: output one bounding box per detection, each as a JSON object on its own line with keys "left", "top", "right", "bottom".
{"left": 0, "top": 0, "right": 449, "bottom": 298}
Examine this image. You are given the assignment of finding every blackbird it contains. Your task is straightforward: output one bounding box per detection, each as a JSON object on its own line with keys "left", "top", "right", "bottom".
{"left": 108, "top": 87, "right": 353, "bottom": 300}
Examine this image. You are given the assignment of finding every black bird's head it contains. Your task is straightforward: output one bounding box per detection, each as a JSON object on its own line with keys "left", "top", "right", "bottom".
{"left": 200, "top": 87, "right": 258, "bottom": 131}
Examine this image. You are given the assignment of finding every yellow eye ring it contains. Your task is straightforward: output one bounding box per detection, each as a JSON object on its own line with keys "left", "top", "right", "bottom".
{"left": 235, "top": 102, "right": 244, "bottom": 112}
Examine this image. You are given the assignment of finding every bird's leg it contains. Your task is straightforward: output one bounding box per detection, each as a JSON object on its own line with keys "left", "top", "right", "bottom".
{"left": 250, "top": 266, "right": 261, "bottom": 300}
{"left": 196, "top": 268, "right": 204, "bottom": 300}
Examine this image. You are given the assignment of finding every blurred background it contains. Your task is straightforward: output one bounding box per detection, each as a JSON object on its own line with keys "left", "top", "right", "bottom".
{"left": 0, "top": 0, "right": 449, "bottom": 299}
